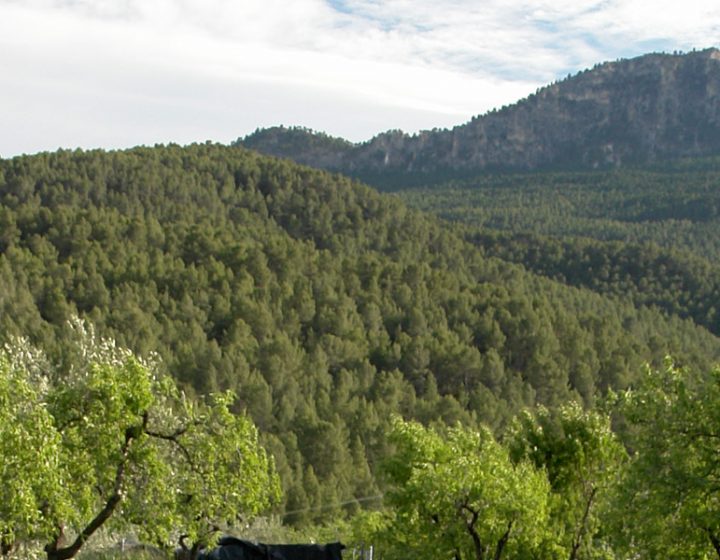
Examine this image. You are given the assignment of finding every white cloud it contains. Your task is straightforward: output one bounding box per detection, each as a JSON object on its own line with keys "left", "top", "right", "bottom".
{"left": 0, "top": 0, "right": 718, "bottom": 156}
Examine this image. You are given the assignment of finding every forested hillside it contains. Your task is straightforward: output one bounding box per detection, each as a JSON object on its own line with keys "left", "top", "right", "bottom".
{"left": 468, "top": 232, "right": 720, "bottom": 335}
{"left": 397, "top": 162, "right": 720, "bottom": 258}
{"left": 395, "top": 162, "right": 720, "bottom": 337}
{"left": 1, "top": 144, "right": 719, "bottom": 526}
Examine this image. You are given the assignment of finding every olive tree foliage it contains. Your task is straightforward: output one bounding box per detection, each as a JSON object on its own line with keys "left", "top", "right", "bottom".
{"left": 612, "top": 360, "right": 720, "bottom": 559}
{"left": 376, "top": 417, "right": 550, "bottom": 560}
{"left": 507, "top": 403, "right": 625, "bottom": 560}
{"left": 0, "top": 319, "right": 280, "bottom": 560}
{"left": 0, "top": 347, "right": 66, "bottom": 558}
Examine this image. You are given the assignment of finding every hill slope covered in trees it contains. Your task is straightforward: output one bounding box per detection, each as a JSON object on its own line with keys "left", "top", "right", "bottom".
{"left": 1, "top": 144, "right": 719, "bottom": 525}
{"left": 394, "top": 161, "right": 720, "bottom": 337}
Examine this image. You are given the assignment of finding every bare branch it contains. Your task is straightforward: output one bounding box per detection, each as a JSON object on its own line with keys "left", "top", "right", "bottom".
{"left": 145, "top": 427, "right": 194, "bottom": 467}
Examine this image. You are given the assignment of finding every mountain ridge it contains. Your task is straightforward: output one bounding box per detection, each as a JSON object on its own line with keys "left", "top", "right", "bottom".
{"left": 237, "top": 48, "right": 720, "bottom": 178}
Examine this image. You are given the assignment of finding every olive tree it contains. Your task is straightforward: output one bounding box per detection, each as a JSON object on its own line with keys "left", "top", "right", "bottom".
{"left": 0, "top": 350, "right": 67, "bottom": 558}
{"left": 0, "top": 321, "right": 280, "bottom": 560}
{"left": 507, "top": 403, "right": 625, "bottom": 560}
{"left": 377, "top": 417, "right": 550, "bottom": 560}
{"left": 613, "top": 360, "right": 720, "bottom": 559}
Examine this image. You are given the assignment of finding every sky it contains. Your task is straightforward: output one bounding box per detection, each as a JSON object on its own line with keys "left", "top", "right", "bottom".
{"left": 1, "top": 0, "right": 719, "bottom": 157}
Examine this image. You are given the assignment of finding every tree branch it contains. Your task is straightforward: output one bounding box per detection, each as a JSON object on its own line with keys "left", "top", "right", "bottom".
{"left": 145, "top": 422, "right": 192, "bottom": 440}
{"left": 460, "top": 502, "right": 484, "bottom": 560}
{"left": 678, "top": 428, "right": 720, "bottom": 441}
{"left": 570, "top": 486, "right": 597, "bottom": 560}
{"left": 493, "top": 520, "right": 513, "bottom": 560}
{"left": 46, "top": 416, "right": 145, "bottom": 560}
{"left": 144, "top": 419, "right": 201, "bottom": 467}
{"left": 707, "top": 528, "right": 720, "bottom": 560}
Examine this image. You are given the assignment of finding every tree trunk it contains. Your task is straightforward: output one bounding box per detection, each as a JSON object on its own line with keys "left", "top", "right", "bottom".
{"left": 469, "top": 526, "right": 484, "bottom": 560}
{"left": 708, "top": 530, "right": 720, "bottom": 560}
{"left": 493, "top": 521, "right": 513, "bottom": 560}
{"left": 1, "top": 539, "right": 15, "bottom": 557}
{"left": 46, "top": 493, "right": 123, "bottom": 560}
{"left": 461, "top": 504, "right": 485, "bottom": 560}
{"left": 45, "top": 422, "right": 141, "bottom": 560}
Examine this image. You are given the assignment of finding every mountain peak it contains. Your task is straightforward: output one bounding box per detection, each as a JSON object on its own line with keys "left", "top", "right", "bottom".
{"left": 237, "top": 49, "right": 720, "bottom": 179}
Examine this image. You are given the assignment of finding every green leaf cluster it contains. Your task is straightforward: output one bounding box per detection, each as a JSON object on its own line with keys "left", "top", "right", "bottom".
{"left": 612, "top": 360, "right": 720, "bottom": 558}
{"left": 507, "top": 404, "right": 625, "bottom": 559}
{"left": 377, "top": 417, "right": 550, "bottom": 560}
{"left": 0, "top": 324, "right": 279, "bottom": 559}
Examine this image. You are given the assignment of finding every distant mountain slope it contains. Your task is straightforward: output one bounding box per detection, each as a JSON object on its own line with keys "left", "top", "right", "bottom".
{"left": 237, "top": 49, "right": 720, "bottom": 178}
{"left": 392, "top": 160, "right": 720, "bottom": 336}
{"left": 469, "top": 231, "right": 720, "bottom": 336}
{"left": 396, "top": 162, "right": 720, "bottom": 260}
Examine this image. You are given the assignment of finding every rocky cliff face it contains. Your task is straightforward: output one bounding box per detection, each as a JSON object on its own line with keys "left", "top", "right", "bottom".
{"left": 238, "top": 49, "right": 720, "bottom": 175}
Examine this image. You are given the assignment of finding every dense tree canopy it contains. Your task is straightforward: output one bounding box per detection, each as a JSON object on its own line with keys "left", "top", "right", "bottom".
{"left": 466, "top": 231, "right": 720, "bottom": 336}
{"left": 376, "top": 417, "right": 550, "bottom": 560}
{"left": 1, "top": 144, "right": 719, "bottom": 523}
{"left": 0, "top": 320, "right": 279, "bottom": 560}
{"left": 612, "top": 361, "right": 720, "bottom": 559}
{"left": 507, "top": 404, "right": 625, "bottom": 560}
{"left": 0, "top": 345, "right": 65, "bottom": 556}
{"left": 397, "top": 161, "right": 720, "bottom": 344}
{"left": 397, "top": 162, "right": 720, "bottom": 261}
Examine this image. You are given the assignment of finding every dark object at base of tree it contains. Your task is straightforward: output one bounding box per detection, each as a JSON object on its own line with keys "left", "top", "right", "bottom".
{"left": 190, "top": 537, "right": 345, "bottom": 560}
